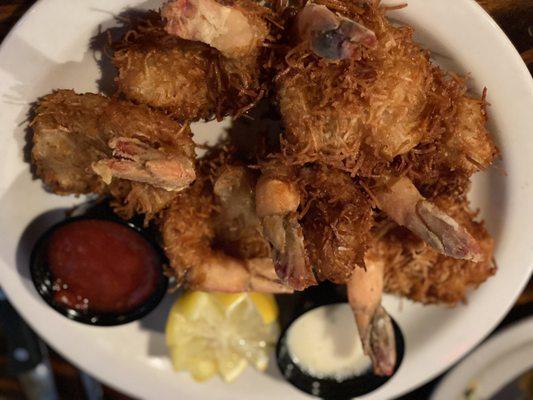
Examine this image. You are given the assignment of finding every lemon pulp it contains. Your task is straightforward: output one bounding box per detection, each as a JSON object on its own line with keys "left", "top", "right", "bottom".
{"left": 166, "top": 291, "right": 279, "bottom": 382}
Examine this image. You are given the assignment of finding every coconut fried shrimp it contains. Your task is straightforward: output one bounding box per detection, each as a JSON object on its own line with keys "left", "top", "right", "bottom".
{"left": 31, "top": 90, "right": 195, "bottom": 219}
{"left": 276, "top": 2, "right": 434, "bottom": 169}
{"left": 255, "top": 166, "right": 315, "bottom": 290}
{"left": 162, "top": 0, "right": 268, "bottom": 59}
{"left": 254, "top": 164, "right": 374, "bottom": 290}
{"left": 161, "top": 163, "right": 291, "bottom": 293}
{"left": 374, "top": 177, "right": 483, "bottom": 261}
{"left": 347, "top": 257, "right": 396, "bottom": 376}
{"left": 372, "top": 196, "right": 496, "bottom": 304}
{"left": 299, "top": 166, "right": 373, "bottom": 283}
{"left": 114, "top": 11, "right": 270, "bottom": 120}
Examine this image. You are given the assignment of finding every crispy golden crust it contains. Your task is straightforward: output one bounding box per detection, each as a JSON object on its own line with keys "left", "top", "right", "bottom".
{"left": 113, "top": 10, "right": 272, "bottom": 121}
{"left": 32, "top": 91, "right": 110, "bottom": 194}
{"left": 113, "top": 12, "right": 217, "bottom": 121}
{"left": 161, "top": 177, "right": 216, "bottom": 281}
{"left": 298, "top": 166, "right": 374, "bottom": 283}
{"left": 108, "top": 181, "right": 180, "bottom": 221}
{"left": 374, "top": 196, "right": 495, "bottom": 304}
{"left": 161, "top": 157, "right": 270, "bottom": 281}
{"left": 406, "top": 94, "right": 498, "bottom": 195}
{"left": 31, "top": 89, "right": 194, "bottom": 219}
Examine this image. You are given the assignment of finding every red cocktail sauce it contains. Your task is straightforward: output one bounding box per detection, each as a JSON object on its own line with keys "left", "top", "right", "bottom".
{"left": 45, "top": 219, "right": 160, "bottom": 314}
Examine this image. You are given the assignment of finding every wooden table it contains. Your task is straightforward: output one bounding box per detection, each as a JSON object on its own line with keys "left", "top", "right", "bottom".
{"left": 0, "top": 1, "right": 532, "bottom": 399}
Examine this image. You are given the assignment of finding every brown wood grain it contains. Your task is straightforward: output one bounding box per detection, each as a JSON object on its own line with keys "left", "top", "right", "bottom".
{"left": 0, "top": 0, "right": 33, "bottom": 39}
{"left": 477, "top": 0, "right": 531, "bottom": 12}
{"left": 479, "top": 0, "right": 533, "bottom": 66}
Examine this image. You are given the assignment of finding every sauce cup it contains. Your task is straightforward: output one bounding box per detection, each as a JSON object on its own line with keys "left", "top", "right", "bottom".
{"left": 30, "top": 212, "right": 168, "bottom": 326}
{"left": 276, "top": 299, "right": 405, "bottom": 399}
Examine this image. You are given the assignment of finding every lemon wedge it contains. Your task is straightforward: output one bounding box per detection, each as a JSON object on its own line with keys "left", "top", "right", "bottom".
{"left": 166, "top": 291, "right": 279, "bottom": 382}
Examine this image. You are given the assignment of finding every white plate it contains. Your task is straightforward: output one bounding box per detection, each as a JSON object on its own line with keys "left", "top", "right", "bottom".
{"left": 0, "top": 1, "right": 532, "bottom": 399}
{"left": 431, "top": 316, "right": 533, "bottom": 400}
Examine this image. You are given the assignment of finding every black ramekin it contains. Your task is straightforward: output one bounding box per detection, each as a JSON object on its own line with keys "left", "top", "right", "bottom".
{"left": 29, "top": 205, "right": 168, "bottom": 327}
{"left": 276, "top": 297, "right": 405, "bottom": 400}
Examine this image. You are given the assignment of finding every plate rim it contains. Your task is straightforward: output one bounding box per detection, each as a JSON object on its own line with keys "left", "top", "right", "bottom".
{"left": 430, "top": 316, "right": 533, "bottom": 400}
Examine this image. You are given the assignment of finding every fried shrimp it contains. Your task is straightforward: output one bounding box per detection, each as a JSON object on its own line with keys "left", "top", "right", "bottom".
{"left": 276, "top": 2, "right": 435, "bottom": 169}
{"left": 161, "top": 159, "right": 291, "bottom": 293}
{"left": 31, "top": 90, "right": 195, "bottom": 219}
{"left": 254, "top": 162, "right": 373, "bottom": 289}
{"left": 114, "top": 5, "right": 273, "bottom": 121}
{"left": 268, "top": 2, "right": 497, "bottom": 373}
{"left": 113, "top": 12, "right": 217, "bottom": 121}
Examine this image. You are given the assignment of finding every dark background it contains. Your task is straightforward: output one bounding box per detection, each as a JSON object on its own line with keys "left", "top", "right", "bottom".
{"left": 0, "top": 0, "right": 532, "bottom": 398}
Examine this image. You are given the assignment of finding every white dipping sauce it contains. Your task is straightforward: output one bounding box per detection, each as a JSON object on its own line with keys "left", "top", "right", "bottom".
{"left": 286, "top": 303, "right": 372, "bottom": 381}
